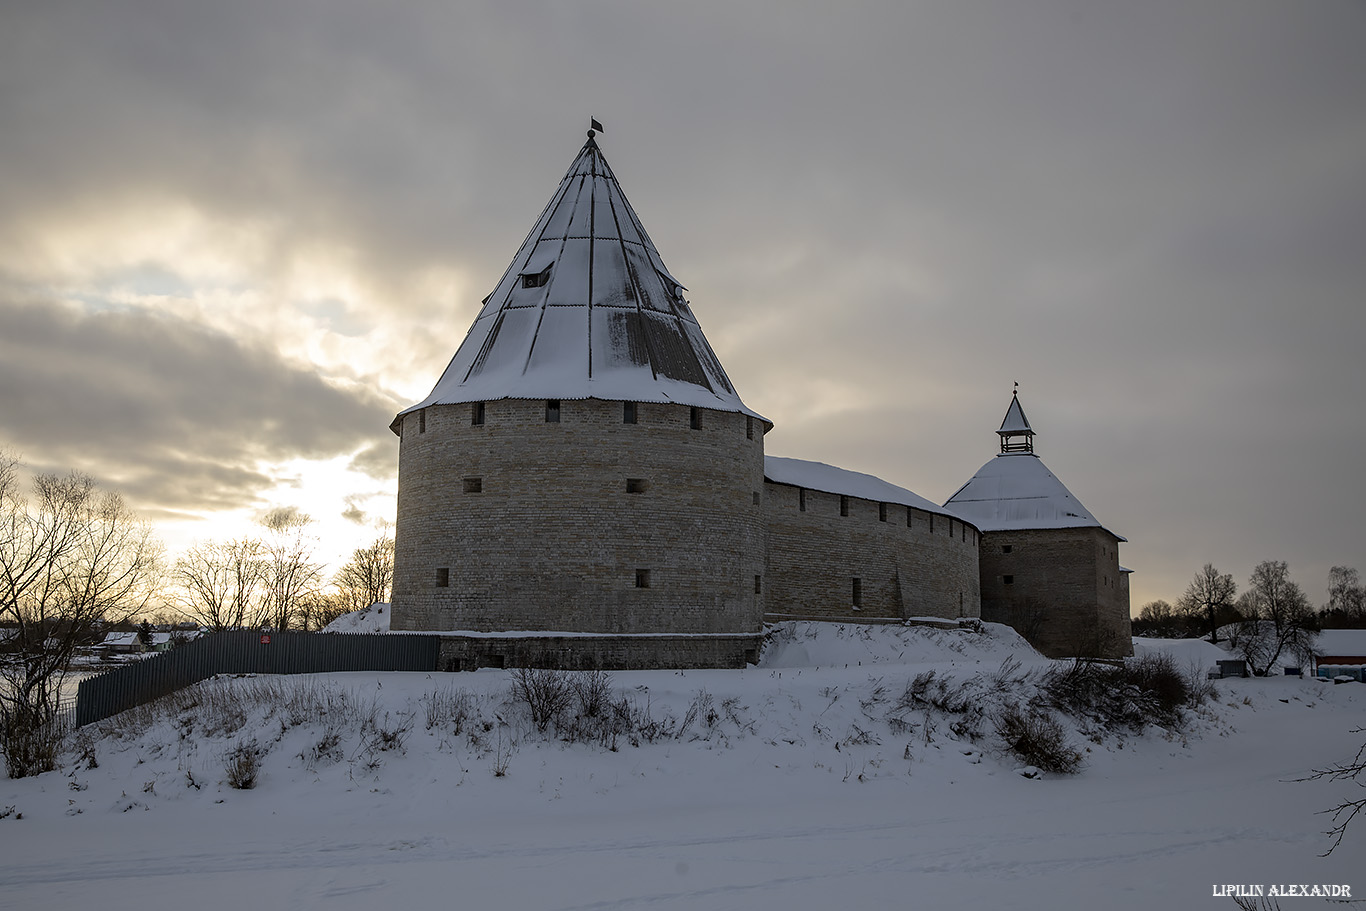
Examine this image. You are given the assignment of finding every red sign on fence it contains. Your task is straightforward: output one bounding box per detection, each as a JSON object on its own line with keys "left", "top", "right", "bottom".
{"left": 259, "top": 634, "right": 271, "bottom": 645}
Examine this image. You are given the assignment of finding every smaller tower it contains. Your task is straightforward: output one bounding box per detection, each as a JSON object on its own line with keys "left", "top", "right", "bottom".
{"left": 946, "top": 392, "right": 1132, "bottom": 658}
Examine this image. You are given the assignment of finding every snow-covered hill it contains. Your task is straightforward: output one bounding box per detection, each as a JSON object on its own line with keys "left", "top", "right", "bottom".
{"left": 1, "top": 623, "right": 1360, "bottom": 910}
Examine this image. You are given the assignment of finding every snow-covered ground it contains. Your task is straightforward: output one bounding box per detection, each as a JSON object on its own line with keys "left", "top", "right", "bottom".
{"left": 1, "top": 623, "right": 1361, "bottom": 910}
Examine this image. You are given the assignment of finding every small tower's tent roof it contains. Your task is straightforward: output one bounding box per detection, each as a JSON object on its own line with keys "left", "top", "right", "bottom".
{"left": 395, "top": 131, "right": 767, "bottom": 429}
{"left": 945, "top": 395, "right": 1125, "bottom": 539}
{"left": 998, "top": 394, "right": 1032, "bottom": 436}
{"left": 766, "top": 456, "right": 974, "bottom": 525}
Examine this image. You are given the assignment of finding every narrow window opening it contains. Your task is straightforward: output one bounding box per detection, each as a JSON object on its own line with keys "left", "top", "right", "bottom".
{"left": 961, "top": 526, "right": 966, "bottom": 542}
{"left": 906, "top": 508, "right": 914, "bottom": 529}
{"left": 852, "top": 577, "right": 862, "bottom": 608}
{"left": 635, "top": 569, "right": 651, "bottom": 589}
{"left": 879, "top": 502, "right": 888, "bottom": 522}
{"left": 545, "top": 399, "right": 560, "bottom": 423}
{"left": 486, "top": 654, "right": 505, "bottom": 669}
{"left": 623, "top": 401, "right": 637, "bottom": 424}
{"left": 471, "top": 402, "right": 485, "bottom": 426}
{"left": 799, "top": 489, "right": 806, "bottom": 512}
{"left": 840, "top": 496, "right": 850, "bottom": 517}
{"left": 1002, "top": 545, "right": 1013, "bottom": 554}
{"left": 435, "top": 567, "right": 449, "bottom": 588}
{"left": 520, "top": 265, "right": 551, "bottom": 288}
{"left": 418, "top": 408, "right": 426, "bottom": 434}
{"left": 690, "top": 407, "right": 702, "bottom": 430}
{"left": 752, "top": 491, "right": 761, "bottom": 506}
{"left": 746, "top": 416, "right": 754, "bottom": 440}
{"left": 1003, "top": 575, "right": 1014, "bottom": 585}
{"left": 463, "top": 477, "right": 482, "bottom": 494}
{"left": 626, "top": 478, "right": 648, "bottom": 494}
{"left": 754, "top": 575, "right": 762, "bottom": 595}
{"left": 929, "top": 514, "right": 935, "bottom": 534}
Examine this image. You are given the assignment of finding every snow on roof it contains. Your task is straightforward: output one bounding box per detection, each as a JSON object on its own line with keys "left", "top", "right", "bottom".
{"left": 765, "top": 455, "right": 972, "bottom": 523}
{"left": 395, "top": 133, "right": 766, "bottom": 429}
{"left": 998, "top": 394, "right": 1033, "bottom": 436}
{"left": 1314, "top": 629, "right": 1366, "bottom": 658}
{"left": 944, "top": 453, "right": 1125, "bottom": 538}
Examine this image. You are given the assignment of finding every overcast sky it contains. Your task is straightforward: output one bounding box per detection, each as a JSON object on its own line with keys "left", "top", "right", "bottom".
{"left": 2, "top": 0, "right": 1363, "bottom": 610}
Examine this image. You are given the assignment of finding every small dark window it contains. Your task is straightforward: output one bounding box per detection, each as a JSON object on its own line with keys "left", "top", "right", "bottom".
{"left": 626, "top": 478, "right": 648, "bottom": 494}
{"left": 929, "top": 515, "right": 935, "bottom": 534}
{"left": 635, "top": 569, "right": 651, "bottom": 589}
{"left": 471, "top": 402, "right": 485, "bottom": 426}
{"left": 1003, "top": 575, "right": 1014, "bottom": 585}
{"left": 754, "top": 575, "right": 762, "bottom": 595}
{"left": 463, "top": 477, "right": 482, "bottom": 493}
{"left": 623, "top": 401, "right": 637, "bottom": 424}
{"left": 418, "top": 408, "right": 426, "bottom": 434}
{"left": 545, "top": 400, "right": 560, "bottom": 423}
{"left": 753, "top": 491, "right": 761, "bottom": 506}
{"left": 690, "top": 407, "right": 702, "bottom": 430}
{"left": 961, "top": 526, "right": 966, "bottom": 542}
{"left": 1002, "top": 545, "right": 1013, "bottom": 554}
{"left": 948, "top": 519, "right": 954, "bottom": 537}
{"left": 436, "top": 567, "right": 449, "bottom": 588}
{"left": 852, "top": 577, "right": 862, "bottom": 608}
{"left": 879, "top": 502, "right": 888, "bottom": 522}
{"left": 746, "top": 416, "right": 754, "bottom": 440}
{"left": 799, "top": 489, "right": 806, "bottom": 512}
{"left": 840, "top": 496, "right": 850, "bottom": 517}
{"left": 521, "top": 265, "right": 551, "bottom": 288}
{"left": 906, "top": 508, "right": 914, "bottom": 529}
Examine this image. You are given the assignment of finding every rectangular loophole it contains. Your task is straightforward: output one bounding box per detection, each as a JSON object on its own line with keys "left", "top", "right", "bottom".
{"left": 840, "top": 496, "right": 850, "bottom": 517}
{"left": 545, "top": 400, "right": 561, "bottom": 423}
{"left": 623, "top": 401, "right": 637, "bottom": 424}
{"left": 635, "top": 569, "right": 651, "bottom": 589}
{"left": 746, "top": 416, "right": 753, "bottom": 440}
{"left": 1002, "top": 545, "right": 1013, "bottom": 554}
{"left": 1003, "top": 575, "right": 1015, "bottom": 585}
{"left": 879, "top": 502, "right": 888, "bottom": 522}
{"left": 418, "top": 408, "right": 426, "bottom": 434}
{"left": 799, "top": 489, "right": 806, "bottom": 512}
{"left": 626, "top": 478, "right": 648, "bottom": 494}
{"left": 471, "top": 402, "right": 485, "bottom": 426}
{"left": 435, "top": 567, "right": 450, "bottom": 588}
{"left": 754, "top": 575, "right": 762, "bottom": 595}
{"left": 690, "top": 407, "right": 702, "bottom": 430}
{"left": 463, "top": 477, "right": 482, "bottom": 493}
{"left": 752, "top": 491, "right": 761, "bottom": 506}
{"left": 852, "top": 577, "right": 862, "bottom": 608}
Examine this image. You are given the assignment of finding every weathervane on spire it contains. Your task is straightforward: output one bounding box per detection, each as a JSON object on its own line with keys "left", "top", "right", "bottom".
{"left": 588, "top": 117, "right": 604, "bottom": 139}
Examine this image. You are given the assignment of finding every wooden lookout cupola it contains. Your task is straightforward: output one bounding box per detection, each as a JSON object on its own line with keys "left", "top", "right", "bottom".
{"left": 997, "top": 390, "right": 1034, "bottom": 454}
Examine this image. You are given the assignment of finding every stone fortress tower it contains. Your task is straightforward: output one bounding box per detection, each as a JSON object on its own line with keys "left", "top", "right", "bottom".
{"left": 389, "top": 127, "right": 1131, "bottom": 669}
{"left": 389, "top": 129, "right": 770, "bottom": 669}
{"left": 944, "top": 391, "right": 1133, "bottom": 658}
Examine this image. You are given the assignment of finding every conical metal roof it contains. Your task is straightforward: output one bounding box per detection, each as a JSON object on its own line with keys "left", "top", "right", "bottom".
{"left": 396, "top": 132, "right": 766, "bottom": 425}
{"left": 945, "top": 397, "right": 1124, "bottom": 539}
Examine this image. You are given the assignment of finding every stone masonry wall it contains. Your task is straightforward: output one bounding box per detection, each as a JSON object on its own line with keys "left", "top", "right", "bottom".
{"left": 763, "top": 481, "right": 981, "bottom": 622}
{"left": 978, "top": 527, "right": 1133, "bottom": 658}
{"left": 437, "top": 633, "right": 762, "bottom": 671}
{"left": 392, "top": 398, "right": 766, "bottom": 637}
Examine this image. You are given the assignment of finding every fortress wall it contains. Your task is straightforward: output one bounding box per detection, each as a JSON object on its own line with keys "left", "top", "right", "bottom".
{"left": 762, "top": 482, "right": 981, "bottom": 622}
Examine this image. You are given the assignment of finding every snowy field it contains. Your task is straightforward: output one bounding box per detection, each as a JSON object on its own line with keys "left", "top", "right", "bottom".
{"left": 1, "top": 622, "right": 1361, "bottom": 910}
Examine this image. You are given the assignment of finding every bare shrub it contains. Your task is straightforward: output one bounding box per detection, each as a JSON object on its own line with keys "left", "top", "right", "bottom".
{"left": 224, "top": 739, "right": 261, "bottom": 789}
{"left": 570, "top": 670, "right": 613, "bottom": 719}
{"left": 994, "top": 704, "right": 1082, "bottom": 774}
{"left": 1118, "top": 653, "right": 1189, "bottom": 721}
{"left": 510, "top": 668, "right": 573, "bottom": 733}
{"left": 423, "top": 685, "right": 476, "bottom": 734}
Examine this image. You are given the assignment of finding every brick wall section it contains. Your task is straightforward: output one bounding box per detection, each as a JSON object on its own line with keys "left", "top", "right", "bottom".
{"left": 392, "top": 398, "right": 766, "bottom": 636}
{"left": 437, "top": 634, "right": 762, "bottom": 671}
{"left": 762, "top": 482, "right": 981, "bottom": 622}
{"left": 978, "top": 527, "right": 1133, "bottom": 658}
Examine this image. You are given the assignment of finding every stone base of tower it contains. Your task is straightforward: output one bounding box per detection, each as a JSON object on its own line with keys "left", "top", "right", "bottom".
{"left": 436, "top": 632, "right": 763, "bottom": 672}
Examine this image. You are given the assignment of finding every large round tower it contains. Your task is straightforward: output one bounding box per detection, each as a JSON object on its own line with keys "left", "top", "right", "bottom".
{"left": 390, "top": 130, "right": 770, "bottom": 669}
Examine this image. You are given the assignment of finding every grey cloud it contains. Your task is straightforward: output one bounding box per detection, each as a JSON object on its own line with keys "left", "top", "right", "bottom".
{"left": 0, "top": 294, "right": 402, "bottom": 514}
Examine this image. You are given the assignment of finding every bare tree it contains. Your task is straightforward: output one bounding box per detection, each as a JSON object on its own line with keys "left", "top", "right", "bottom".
{"left": 1324, "top": 565, "right": 1365, "bottom": 627}
{"left": 259, "top": 507, "right": 323, "bottom": 630}
{"left": 173, "top": 538, "right": 268, "bottom": 631}
{"left": 1301, "top": 727, "right": 1366, "bottom": 855}
{"left": 0, "top": 453, "right": 162, "bottom": 777}
{"left": 1234, "top": 560, "right": 1317, "bottom": 676}
{"left": 1177, "top": 563, "right": 1238, "bottom": 644}
{"left": 296, "top": 591, "right": 353, "bottom": 631}
{"left": 333, "top": 528, "right": 394, "bottom": 612}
